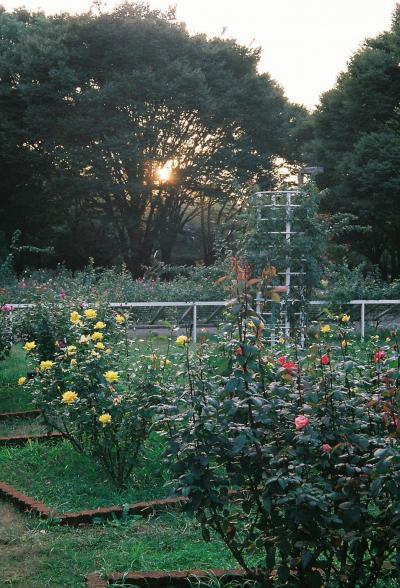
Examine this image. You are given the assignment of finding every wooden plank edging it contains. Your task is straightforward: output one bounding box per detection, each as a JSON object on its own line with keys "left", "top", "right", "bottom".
{"left": 0, "top": 409, "right": 42, "bottom": 421}
{"left": 0, "top": 478, "right": 186, "bottom": 526}
{"left": 0, "top": 432, "right": 65, "bottom": 446}
{"left": 86, "top": 569, "right": 248, "bottom": 587}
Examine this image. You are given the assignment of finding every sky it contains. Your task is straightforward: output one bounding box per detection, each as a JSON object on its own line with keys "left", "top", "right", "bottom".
{"left": 1, "top": 0, "right": 398, "bottom": 109}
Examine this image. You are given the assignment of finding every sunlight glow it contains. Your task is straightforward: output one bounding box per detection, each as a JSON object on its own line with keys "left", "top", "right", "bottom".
{"left": 156, "top": 160, "right": 174, "bottom": 183}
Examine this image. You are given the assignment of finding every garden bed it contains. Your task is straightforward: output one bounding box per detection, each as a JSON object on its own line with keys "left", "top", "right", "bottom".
{"left": 0, "top": 479, "right": 185, "bottom": 525}
{"left": 0, "top": 436, "right": 171, "bottom": 515}
{"left": 0, "top": 503, "right": 245, "bottom": 588}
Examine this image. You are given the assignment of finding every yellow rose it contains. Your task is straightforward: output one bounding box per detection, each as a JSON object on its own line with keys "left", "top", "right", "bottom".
{"left": 18, "top": 376, "right": 27, "bottom": 386}
{"left": 95, "top": 342, "right": 105, "bottom": 350}
{"left": 249, "top": 320, "right": 264, "bottom": 330}
{"left": 105, "top": 348, "right": 112, "bottom": 354}
{"left": 84, "top": 308, "right": 97, "bottom": 319}
{"left": 91, "top": 331, "right": 103, "bottom": 342}
{"left": 278, "top": 337, "right": 285, "bottom": 344}
{"left": 341, "top": 314, "right": 350, "bottom": 323}
{"left": 320, "top": 325, "right": 331, "bottom": 334}
{"left": 62, "top": 391, "right": 78, "bottom": 405}
{"left": 104, "top": 370, "right": 119, "bottom": 383}
{"left": 341, "top": 339, "right": 349, "bottom": 348}
{"left": 23, "top": 341, "right": 36, "bottom": 352}
{"left": 115, "top": 314, "right": 126, "bottom": 324}
{"left": 99, "top": 413, "right": 112, "bottom": 426}
{"left": 70, "top": 359, "right": 77, "bottom": 366}
{"left": 79, "top": 334, "right": 91, "bottom": 344}
{"left": 39, "top": 360, "right": 53, "bottom": 371}
{"left": 70, "top": 311, "right": 81, "bottom": 324}
{"left": 94, "top": 321, "right": 106, "bottom": 330}
{"left": 176, "top": 335, "right": 188, "bottom": 346}
{"left": 67, "top": 345, "right": 77, "bottom": 356}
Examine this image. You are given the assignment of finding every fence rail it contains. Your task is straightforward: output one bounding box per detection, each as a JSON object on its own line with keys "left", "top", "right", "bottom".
{"left": 4, "top": 299, "right": 400, "bottom": 342}
{"left": 309, "top": 299, "right": 400, "bottom": 339}
{"left": 5, "top": 301, "right": 229, "bottom": 343}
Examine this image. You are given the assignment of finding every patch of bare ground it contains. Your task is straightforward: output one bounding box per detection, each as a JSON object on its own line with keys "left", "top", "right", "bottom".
{"left": 0, "top": 502, "right": 42, "bottom": 586}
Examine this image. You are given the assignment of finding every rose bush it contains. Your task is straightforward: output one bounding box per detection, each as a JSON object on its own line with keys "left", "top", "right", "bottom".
{"left": 165, "top": 270, "right": 400, "bottom": 587}
{"left": 21, "top": 306, "right": 172, "bottom": 487}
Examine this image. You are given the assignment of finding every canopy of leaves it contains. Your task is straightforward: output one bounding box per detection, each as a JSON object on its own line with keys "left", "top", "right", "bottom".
{"left": 305, "top": 4, "right": 400, "bottom": 278}
{"left": 0, "top": 2, "right": 299, "bottom": 274}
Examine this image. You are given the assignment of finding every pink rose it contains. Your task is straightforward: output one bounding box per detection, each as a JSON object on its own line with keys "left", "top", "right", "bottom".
{"left": 0, "top": 304, "right": 15, "bottom": 312}
{"left": 295, "top": 415, "right": 309, "bottom": 430}
{"left": 322, "top": 443, "right": 332, "bottom": 453}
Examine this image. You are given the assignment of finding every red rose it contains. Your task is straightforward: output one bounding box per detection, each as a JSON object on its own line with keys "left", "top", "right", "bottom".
{"left": 320, "top": 354, "right": 330, "bottom": 365}
{"left": 235, "top": 347, "right": 243, "bottom": 356}
{"left": 374, "top": 350, "right": 386, "bottom": 364}
{"left": 282, "top": 361, "right": 297, "bottom": 370}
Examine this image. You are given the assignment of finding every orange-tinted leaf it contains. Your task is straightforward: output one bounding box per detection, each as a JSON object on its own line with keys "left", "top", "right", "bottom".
{"left": 214, "top": 275, "right": 230, "bottom": 285}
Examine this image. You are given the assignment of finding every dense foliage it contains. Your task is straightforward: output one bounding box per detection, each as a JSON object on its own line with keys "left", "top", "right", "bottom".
{"left": 0, "top": 2, "right": 303, "bottom": 274}
{"left": 165, "top": 268, "right": 400, "bottom": 587}
{"left": 305, "top": 5, "right": 400, "bottom": 278}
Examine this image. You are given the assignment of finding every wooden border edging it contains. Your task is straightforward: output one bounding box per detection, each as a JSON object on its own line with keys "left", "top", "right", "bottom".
{"left": 0, "top": 409, "right": 42, "bottom": 421}
{"left": 86, "top": 569, "right": 248, "bottom": 587}
{"left": 0, "top": 481, "right": 54, "bottom": 518}
{"left": 0, "top": 432, "right": 65, "bottom": 446}
{"left": 59, "top": 497, "right": 186, "bottom": 526}
{"left": 0, "top": 480, "right": 244, "bottom": 526}
{"left": 0, "top": 478, "right": 187, "bottom": 526}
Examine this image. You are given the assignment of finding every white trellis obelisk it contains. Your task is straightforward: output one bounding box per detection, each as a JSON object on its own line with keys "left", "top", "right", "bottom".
{"left": 254, "top": 189, "right": 305, "bottom": 340}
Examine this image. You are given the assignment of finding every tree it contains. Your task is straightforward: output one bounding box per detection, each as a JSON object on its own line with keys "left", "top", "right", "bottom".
{"left": 305, "top": 4, "right": 400, "bottom": 277}
{"left": 0, "top": 2, "right": 298, "bottom": 274}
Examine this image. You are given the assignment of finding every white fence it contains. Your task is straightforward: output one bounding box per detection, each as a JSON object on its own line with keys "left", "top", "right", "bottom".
{"left": 309, "top": 299, "right": 400, "bottom": 339}
{"left": 7, "top": 301, "right": 229, "bottom": 343}
{"left": 5, "top": 299, "right": 400, "bottom": 342}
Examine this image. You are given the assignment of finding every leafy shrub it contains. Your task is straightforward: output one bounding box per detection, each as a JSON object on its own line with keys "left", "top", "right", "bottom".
{"left": 1, "top": 260, "right": 228, "bottom": 305}
{"left": 21, "top": 305, "right": 171, "bottom": 487}
{"left": 166, "top": 269, "right": 400, "bottom": 587}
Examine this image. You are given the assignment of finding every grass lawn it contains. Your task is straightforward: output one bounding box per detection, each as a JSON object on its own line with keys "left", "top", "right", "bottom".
{"left": 0, "top": 435, "right": 170, "bottom": 512}
{"left": 0, "top": 415, "right": 46, "bottom": 437}
{"left": 0, "top": 346, "right": 33, "bottom": 412}
{"left": 0, "top": 502, "right": 242, "bottom": 588}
